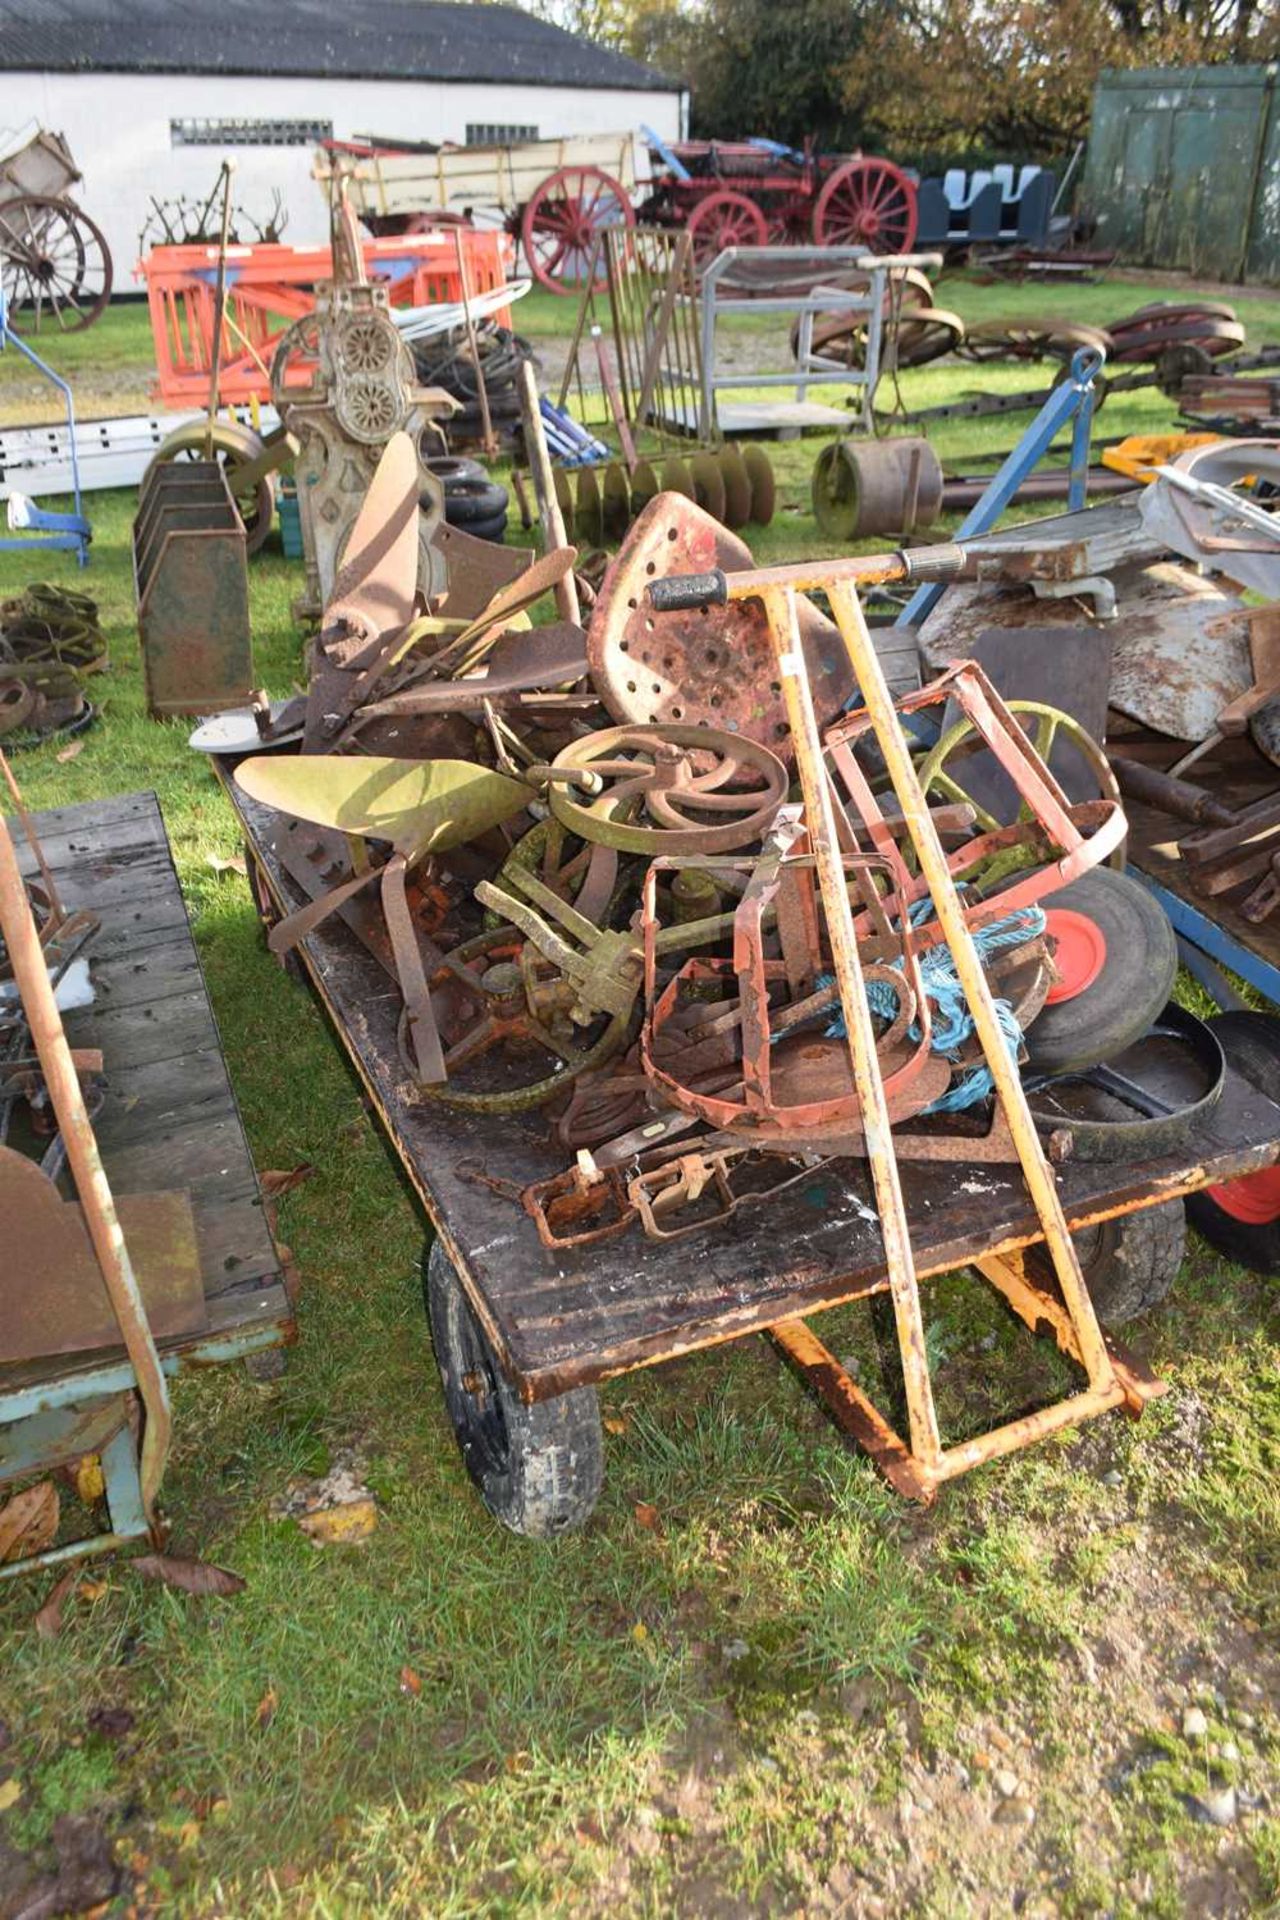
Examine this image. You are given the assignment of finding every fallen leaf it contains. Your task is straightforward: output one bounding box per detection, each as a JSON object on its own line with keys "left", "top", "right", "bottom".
{"left": 76, "top": 1455, "right": 106, "bottom": 1505}
{"left": 254, "top": 1687, "right": 277, "bottom": 1730}
{"left": 260, "top": 1164, "right": 315, "bottom": 1198}
{"left": 399, "top": 1667, "right": 422, "bottom": 1697}
{"left": 56, "top": 738, "right": 85, "bottom": 763}
{"left": 298, "top": 1499, "right": 378, "bottom": 1546}
{"left": 34, "top": 1569, "right": 77, "bottom": 1640}
{"left": 205, "top": 853, "right": 248, "bottom": 877}
{"left": 633, "top": 1502, "right": 661, "bottom": 1532}
{"left": 504, "top": 1751, "right": 532, "bottom": 1776}
{"left": 178, "top": 1818, "right": 201, "bottom": 1850}
{"left": 0, "top": 1482, "right": 60, "bottom": 1563}
{"left": 79, "top": 1578, "right": 109, "bottom": 1603}
{"left": 632, "top": 1622, "right": 649, "bottom": 1643}
{"left": 0, "top": 1777, "right": 22, "bottom": 1812}
{"left": 603, "top": 1415, "right": 627, "bottom": 1436}
{"left": 133, "top": 1554, "right": 246, "bottom": 1597}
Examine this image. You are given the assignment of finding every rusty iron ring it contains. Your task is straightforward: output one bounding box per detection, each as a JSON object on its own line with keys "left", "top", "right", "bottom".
{"left": 548, "top": 724, "right": 790, "bottom": 855}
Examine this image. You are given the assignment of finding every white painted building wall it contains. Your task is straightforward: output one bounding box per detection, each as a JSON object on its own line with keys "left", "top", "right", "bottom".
{"left": 0, "top": 70, "right": 684, "bottom": 282}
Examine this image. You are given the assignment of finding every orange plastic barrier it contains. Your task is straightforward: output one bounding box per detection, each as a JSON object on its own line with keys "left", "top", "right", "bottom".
{"left": 136, "top": 230, "right": 515, "bottom": 408}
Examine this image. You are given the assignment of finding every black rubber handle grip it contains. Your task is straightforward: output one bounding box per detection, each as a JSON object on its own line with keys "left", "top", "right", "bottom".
{"left": 647, "top": 569, "right": 728, "bottom": 612}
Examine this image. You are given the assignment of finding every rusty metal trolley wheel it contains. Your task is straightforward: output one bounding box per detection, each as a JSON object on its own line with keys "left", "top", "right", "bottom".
{"left": 686, "top": 190, "right": 769, "bottom": 269}
{"left": 1026, "top": 1199, "right": 1187, "bottom": 1327}
{"left": 145, "top": 418, "right": 276, "bottom": 556}
{"left": 1186, "top": 1012, "right": 1280, "bottom": 1274}
{"left": 1019, "top": 868, "right": 1179, "bottom": 1077}
{"left": 812, "top": 158, "right": 918, "bottom": 253}
{"left": 0, "top": 193, "right": 112, "bottom": 332}
{"left": 423, "top": 1237, "right": 603, "bottom": 1536}
{"left": 520, "top": 165, "right": 635, "bottom": 295}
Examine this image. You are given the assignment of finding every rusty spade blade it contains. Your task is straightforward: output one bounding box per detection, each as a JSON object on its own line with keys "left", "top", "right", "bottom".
{"left": 325, "top": 431, "right": 420, "bottom": 640}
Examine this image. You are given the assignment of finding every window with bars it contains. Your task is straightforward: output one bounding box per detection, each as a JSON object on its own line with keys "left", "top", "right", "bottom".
{"left": 170, "top": 118, "right": 333, "bottom": 148}
{"left": 465, "top": 123, "right": 539, "bottom": 147}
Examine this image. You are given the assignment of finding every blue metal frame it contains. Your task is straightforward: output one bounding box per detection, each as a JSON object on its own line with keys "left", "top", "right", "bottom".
{"left": 0, "top": 289, "right": 90, "bottom": 565}
{"left": 1136, "top": 873, "right": 1280, "bottom": 1008}
{"left": 897, "top": 344, "right": 1103, "bottom": 630}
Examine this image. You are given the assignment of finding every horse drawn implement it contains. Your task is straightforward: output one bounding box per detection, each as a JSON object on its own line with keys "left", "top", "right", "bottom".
{"left": 340, "top": 129, "right": 919, "bottom": 293}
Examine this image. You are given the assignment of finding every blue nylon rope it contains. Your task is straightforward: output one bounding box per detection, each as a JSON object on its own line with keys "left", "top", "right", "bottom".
{"left": 818, "top": 902, "right": 1047, "bottom": 1114}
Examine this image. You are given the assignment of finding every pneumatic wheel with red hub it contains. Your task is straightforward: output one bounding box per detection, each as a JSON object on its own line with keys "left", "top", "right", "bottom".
{"left": 686, "top": 191, "right": 769, "bottom": 270}
{"left": 521, "top": 166, "right": 634, "bottom": 294}
{"left": 1021, "top": 868, "right": 1178, "bottom": 1076}
{"left": 1187, "top": 1013, "right": 1280, "bottom": 1273}
{"left": 812, "top": 159, "right": 918, "bottom": 253}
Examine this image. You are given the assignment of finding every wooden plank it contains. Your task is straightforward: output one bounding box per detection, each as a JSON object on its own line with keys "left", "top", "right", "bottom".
{"left": 0, "top": 792, "right": 289, "bottom": 1394}
{"left": 225, "top": 771, "right": 1280, "bottom": 1403}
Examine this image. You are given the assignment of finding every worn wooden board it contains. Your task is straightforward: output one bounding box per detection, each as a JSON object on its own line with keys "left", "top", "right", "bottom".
{"left": 223, "top": 765, "right": 1280, "bottom": 1403}
{"left": 1, "top": 790, "right": 291, "bottom": 1400}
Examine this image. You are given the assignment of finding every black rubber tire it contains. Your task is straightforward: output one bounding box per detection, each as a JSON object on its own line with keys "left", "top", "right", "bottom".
{"left": 445, "top": 477, "right": 510, "bottom": 525}
{"left": 1186, "top": 1012, "right": 1280, "bottom": 1274}
{"left": 425, "top": 455, "right": 488, "bottom": 487}
{"left": 463, "top": 509, "right": 509, "bottom": 544}
{"left": 423, "top": 1239, "right": 603, "bottom": 1536}
{"left": 1023, "top": 868, "right": 1177, "bottom": 1075}
{"left": 1028, "top": 1199, "right": 1185, "bottom": 1326}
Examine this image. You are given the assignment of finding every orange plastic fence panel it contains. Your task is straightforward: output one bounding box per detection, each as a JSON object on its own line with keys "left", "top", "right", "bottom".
{"left": 136, "top": 229, "right": 514, "bottom": 408}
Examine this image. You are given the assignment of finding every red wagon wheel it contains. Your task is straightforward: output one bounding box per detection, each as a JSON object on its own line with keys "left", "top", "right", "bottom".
{"left": 686, "top": 190, "right": 769, "bottom": 269}
{"left": 812, "top": 159, "right": 918, "bottom": 254}
{"left": 521, "top": 166, "right": 634, "bottom": 295}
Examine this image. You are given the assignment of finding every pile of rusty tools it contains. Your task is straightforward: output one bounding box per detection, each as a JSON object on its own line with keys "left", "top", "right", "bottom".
{"left": 0, "top": 585, "right": 106, "bottom": 748}
{"left": 224, "top": 399, "right": 1280, "bottom": 1496}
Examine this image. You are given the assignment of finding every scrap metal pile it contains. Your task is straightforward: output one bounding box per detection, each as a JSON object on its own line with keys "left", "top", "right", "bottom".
{"left": 228, "top": 431, "right": 1248, "bottom": 1278}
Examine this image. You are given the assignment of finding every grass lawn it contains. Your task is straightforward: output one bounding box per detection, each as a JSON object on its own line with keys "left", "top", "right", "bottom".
{"left": 0, "top": 268, "right": 1279, "bottom": 1916}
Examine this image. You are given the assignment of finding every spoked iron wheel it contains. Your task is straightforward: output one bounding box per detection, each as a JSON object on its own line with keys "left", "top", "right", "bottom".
{"left": 548, "top": 724, "right": 790, "bottom": 856}
{"left": 0, "top": 194, "right": 112, "bottom": 332}
{"left": 917, "top": 700, "right": 1124, "bottom": 890}
{"left": 686, "top": 190, "right": 768, "bottom": 270}
{"left": 812, "top": 159, "right": 918, "bottom": 253}
{"left": 520, "top": 166, "right": 634, "bottom": 294}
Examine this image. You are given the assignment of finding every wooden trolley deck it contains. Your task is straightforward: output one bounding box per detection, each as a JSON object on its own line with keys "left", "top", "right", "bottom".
{"left": 223, "top": 766, "right": 1280, "bottom": 1405}
{"left": 2, "top": 789, "right": 292, "bottom": 1411}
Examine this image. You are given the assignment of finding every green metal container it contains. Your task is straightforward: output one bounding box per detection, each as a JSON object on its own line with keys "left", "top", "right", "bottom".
{"left": 1084, "top": 63, "right": 1280, "bottom": 285}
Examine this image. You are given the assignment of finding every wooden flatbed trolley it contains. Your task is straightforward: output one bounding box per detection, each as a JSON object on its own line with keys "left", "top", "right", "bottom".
{"left": 221, "top": 763, "right": 1280, "bottom": 1535}
{"left": 0, "top": 792, "right": 293, "bottom": 1576}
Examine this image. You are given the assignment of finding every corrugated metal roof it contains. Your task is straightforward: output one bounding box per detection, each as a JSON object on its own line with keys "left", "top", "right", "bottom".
{"left": 0, "top": 0, "right": 678, "bottom": 90}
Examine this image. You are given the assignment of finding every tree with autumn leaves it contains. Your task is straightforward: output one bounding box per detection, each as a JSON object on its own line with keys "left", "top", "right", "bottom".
{"left": 525, "top": 0, "right": 1280, "bottom": 156}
